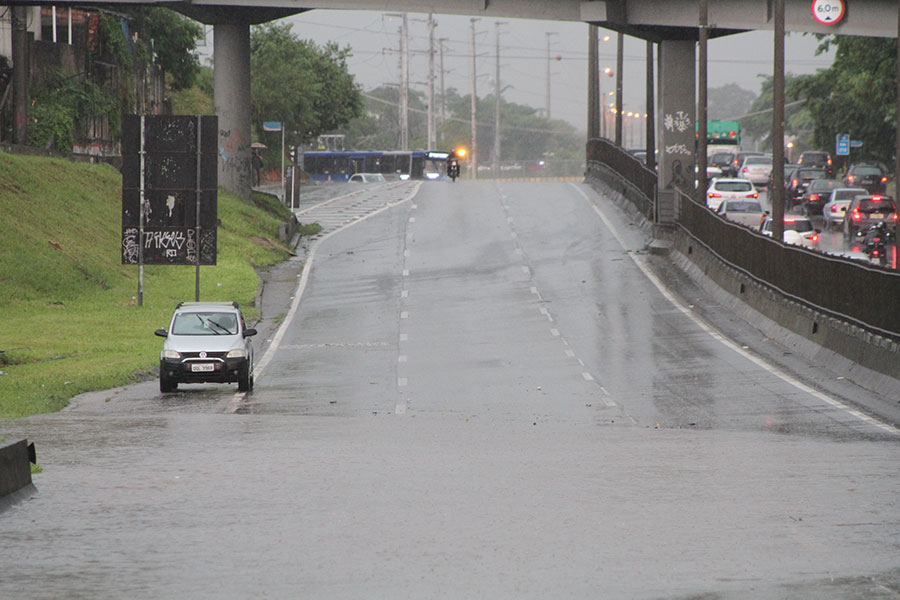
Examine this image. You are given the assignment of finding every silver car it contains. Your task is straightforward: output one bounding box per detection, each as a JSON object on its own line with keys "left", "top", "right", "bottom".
{"left": 155, "top": 302, "right": 257, "bottom": 393}
{"left": 822, "top": 187, "right": 866, "bottom": 230}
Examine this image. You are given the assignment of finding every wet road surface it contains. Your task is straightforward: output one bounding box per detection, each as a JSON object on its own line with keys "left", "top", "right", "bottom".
{"left": 3, "top": 180, "right": 900, "bottom": 599}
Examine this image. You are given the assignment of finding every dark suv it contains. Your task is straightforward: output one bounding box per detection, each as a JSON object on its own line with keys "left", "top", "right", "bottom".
{"left": 843, "top": 162, "right": 889, "bottom": 194}
{"left": 155, "top": 301, "right": 257, "bottom": 392}
{"left": 843, "top": 195, "right": 898, "bottom": 240}
{"left": 796, "top": 151, "right": 834, "bottom": 177}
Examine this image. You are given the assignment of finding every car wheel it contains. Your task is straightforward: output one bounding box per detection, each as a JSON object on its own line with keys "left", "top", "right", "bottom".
{"left": 160, "top": 365, "right": 177, "bottom": 393}
{"left": 238, "top": 366, "right": 251, "bottom": 392}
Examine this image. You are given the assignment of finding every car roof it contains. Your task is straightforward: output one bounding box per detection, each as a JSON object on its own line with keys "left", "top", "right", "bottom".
{"left": 175, "top": 301, "right": 241, "bottom": 312}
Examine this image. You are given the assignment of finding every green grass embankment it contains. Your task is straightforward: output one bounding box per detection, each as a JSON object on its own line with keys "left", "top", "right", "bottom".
{"left": 0, "top": 152, "right": 296, "bottom": 419}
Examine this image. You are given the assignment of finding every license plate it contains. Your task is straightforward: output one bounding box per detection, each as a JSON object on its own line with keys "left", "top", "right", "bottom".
{"left": 191, "top": 363, "right": 215, "bottom": 372}
{"left": 871, "top": 213, "right": 884, "bottom": 219}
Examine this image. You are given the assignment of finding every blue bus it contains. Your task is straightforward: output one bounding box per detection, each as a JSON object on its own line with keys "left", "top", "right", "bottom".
{"left": 302, "top": 150, "right": 428, "bottom": 182}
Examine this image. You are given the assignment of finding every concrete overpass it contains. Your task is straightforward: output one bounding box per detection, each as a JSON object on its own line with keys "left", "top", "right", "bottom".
{"left": 11, "top": 1, "right": 900, "bottom": 198}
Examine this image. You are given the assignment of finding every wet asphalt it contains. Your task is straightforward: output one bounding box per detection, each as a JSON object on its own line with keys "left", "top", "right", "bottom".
{"left": 2, "top": 180, "right": 899, "bottom": 599}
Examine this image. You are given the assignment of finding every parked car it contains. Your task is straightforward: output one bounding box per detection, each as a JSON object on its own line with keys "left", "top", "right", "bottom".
{"left": 727, "top": 151, "right": 765, "bottom": 177}
{"left": 822, "top": 187, "right": 867, "bottom": 230}
{"left": 799, "top": 178, "right": 840, "bottom": 215}
{"left": 796, "top": 150, "right": 834, "bottom": 177}
{"left": 715, "top": 198, "right": 765, "bottom": 228}
{"left": 843, "top": 195, "right": 899, "bottom": 240}
{"left": 705, "top": 178, "right": 759, "bottom": 211}
{"left": 155, "top": 301, "right": 257, "bottom": 393}
{"left": 787, "top": 167, "right": 828, "bottom": 210}
{"left": 348, "top": 173, "right": 386, "bottom": 183}
{"left": 843, "top": 162, "right": 889, "bottom": 194}
{"left": 760, "top": 215, "right": 820, "bottom": 249}
{"left": 738, "top": 155, "right": 773, "bottom": 187}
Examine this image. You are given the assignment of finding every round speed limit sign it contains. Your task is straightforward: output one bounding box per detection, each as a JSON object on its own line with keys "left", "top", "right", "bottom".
{"left": 811, "top": 0, "right": 845, "bottom": 25}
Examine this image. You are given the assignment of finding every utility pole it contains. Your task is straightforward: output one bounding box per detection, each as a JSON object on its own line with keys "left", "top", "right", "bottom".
{"left": 400, "top": 13, "right": 409, "bottom": 150}
{"left": 698, "top": 0, "right": 709, "bottom": 197}
{"left": 470, "top": 18, "right": 479, "bottom": 179}
{"left": 545, "top": 32, "right": 558, "bottom": 120}
{"left": 427, "top": 14, "right": 436, "bottom": 150}
{"left": 615, "top": 32, "right": 624, "bottom": 146}
{"left": 493, "top": 22, "right": 506, "bottom": 176}
{"left": 439, "top": 38, "right": 447, "bottom": 145}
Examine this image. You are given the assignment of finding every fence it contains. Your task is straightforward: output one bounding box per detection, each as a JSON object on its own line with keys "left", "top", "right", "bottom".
{"left": 585, "top": 137, "right": 900, "bottom": 338}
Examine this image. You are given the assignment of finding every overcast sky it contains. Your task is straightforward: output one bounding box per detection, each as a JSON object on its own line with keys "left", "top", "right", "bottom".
{"left": 200, "top": 10, "right": 835, "bottom": 134}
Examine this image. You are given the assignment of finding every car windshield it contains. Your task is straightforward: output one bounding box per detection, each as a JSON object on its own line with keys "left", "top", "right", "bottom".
{"left": 800, "top": 153, "right": 827, "bottom": 164}
{"left": 852, "top": 166, "right": 882, "bottom": 176}
{"left": 858, "top": 199, "right": 897, "bottom": 214}
{"left": 809, "top": 180, "right": 835, "bottom": 191}
{"left": 714, "top": 181, "right": 752, "bottom": 192}
{"left": 172, "top": 312, "right": 238, "bottom": 335}
{"left": 784, "top": 219, "right": 814, "bottom": 233}
{"left": 744, "top": 157, "right": 771, "bottom": 166}
{"left": 711, "top": 153, "right": 732, "bottom": 164}
{"left": 724, "top": 201, "right": 762, "bottom": 212}
{"left": 834, "top": 189, "right": 866, "bottom": 200}
{"left": 799, "top": 169, "right": 826, "bottom": 180}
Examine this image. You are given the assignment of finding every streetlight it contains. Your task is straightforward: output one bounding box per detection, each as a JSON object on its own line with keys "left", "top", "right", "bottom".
{"left": 599, "top": 67, "right": 614, "bottom": 138}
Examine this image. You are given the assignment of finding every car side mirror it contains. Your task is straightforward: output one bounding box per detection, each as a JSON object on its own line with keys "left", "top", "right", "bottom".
{"left": 155, "top": 329, "right": 168, "bottom": 338}
{"left": 243, "top": 328, "right": 258, "bottom": 338}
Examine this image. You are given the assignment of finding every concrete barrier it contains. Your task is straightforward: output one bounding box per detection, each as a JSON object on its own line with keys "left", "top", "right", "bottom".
{"left": 0, "top": 439, "right": 35, "bottom": 504}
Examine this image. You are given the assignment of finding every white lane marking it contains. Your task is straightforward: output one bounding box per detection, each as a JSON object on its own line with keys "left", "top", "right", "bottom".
{"left": 565, "top": 349, "right": 576, "bottom": 358}
{"left": 400, "top": 311, "right": 409, "bottom": 319}
{"left": 521, "top": 266, "right": 531, "bottom": 275}
{"left": 409, "top": 216, "right": 416, "bottom": 223}
{"left": 400, "top": 333, "right": 409, "bottom": 342}
{"left": 582, "top": 372, "right": 595, "bottom": 382}
{"left": 569, "top": 183, "right": 899, "bottom": 436}
{"left": 600, "top": 386, "right": 617, "bottom": 407}
{"left": 412, "top": 203, "right": 417, "bottom": 209}
{"left": 550, "top": 328, "right": 560, "bottom": 337}
{"left": 404, "top": 249, "right": 410, "bottom": 257}
{"left": 398, "top": 378, "right": 408, "bottom": 387}
{"left": 398, "top": 355, "right": 408, "bottom": 363}
{"left": 403, "top": 269, "right": 410, "bottom": 277}
{"left": 515, "top": 248, "right": 524, "bottom": 256}
{"left": 255, "top": 183, "right": 422, "bottom": 379}
{"left": 401, "top": 290, "right": 409, "bottom": 298}
{"left": 227, "top": 392, "right": 245, "bottom": 413}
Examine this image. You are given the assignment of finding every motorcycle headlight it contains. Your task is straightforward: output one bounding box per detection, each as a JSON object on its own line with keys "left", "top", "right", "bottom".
{"left": 226, "top": 349, "right": 247, "bottom": 358}
{"left": 162, "top": 349, "right": 182, "bottom": 359}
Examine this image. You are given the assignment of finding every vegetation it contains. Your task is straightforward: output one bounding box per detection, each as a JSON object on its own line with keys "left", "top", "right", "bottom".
{"left": 742, "top": 74, "right": 815, "bottom": 153}
{"left": 0, "top": 153, "right": 297, "bottom": 419}
{"left": 250, "top": 23, "right": 363, "bottom": 162}
{"left": 798, "top": 35, "right": 897, "bottom": 164}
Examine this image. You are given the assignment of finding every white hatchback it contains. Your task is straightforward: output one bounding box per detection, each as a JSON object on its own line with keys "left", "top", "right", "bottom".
{"left": 705, "top": 178, "right": 759, "bottom": 211}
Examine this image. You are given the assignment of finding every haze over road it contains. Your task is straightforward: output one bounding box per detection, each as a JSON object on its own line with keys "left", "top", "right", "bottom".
{"left": 2, "top": 180, "right": 899, "bottom": 598}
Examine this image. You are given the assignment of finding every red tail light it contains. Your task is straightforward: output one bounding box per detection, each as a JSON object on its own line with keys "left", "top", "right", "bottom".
{"left": 847, "top": 175, "right": 855, "bottom": 182}
{"left": 809, "top": 194, "right": 819, "bottom": 202}
{"left": 742, "top": 168, "right": 749, "bottom": 174}
{"left": 872, "top": 249, "right": 881, "bottom": 257}
{"left": 810, "top": 234, "right": 819, "bottom": 242}
{"left": 748, "top": 192, "right": 759, "bottom": 199}
{"left": 891, "top": 213, "right": 899, "bottom": 221}
{"left": 882, "top": 177, "right": 888, "bottom": 183}
{"left": 708, "top": 192, "right": 722, "bottom": 198}
{"left": 852, "top": 210, "right": 862, "bottom": 220}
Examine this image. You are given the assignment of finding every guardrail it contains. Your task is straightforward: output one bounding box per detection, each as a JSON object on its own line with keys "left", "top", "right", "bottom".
{"left": 585, "top": 138, "right": 900, "bottom": 339}
{"left": 586, "top": 138, "right": 656, "bottom": 221}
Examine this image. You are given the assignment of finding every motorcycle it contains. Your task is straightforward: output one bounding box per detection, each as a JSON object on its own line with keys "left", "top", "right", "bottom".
{"left": 862, "top": 222, "right": 892, "bottom": 264}
{"left": 447, "top": 159, "right": 459, "bottom": 182}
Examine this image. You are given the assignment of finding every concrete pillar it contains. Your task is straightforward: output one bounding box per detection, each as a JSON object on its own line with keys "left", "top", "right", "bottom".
{"left": 656, "top": 40, "right": 695, "bottom": 192}
{"left": 214, "top": 23, "right": 252, "bottom": 200}
{"left": 656, "top": 40, "right": 696, "bottom": 223}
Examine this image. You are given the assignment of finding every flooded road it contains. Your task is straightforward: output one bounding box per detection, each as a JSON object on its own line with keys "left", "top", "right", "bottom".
{"left": 3, "top": 181, "right": 899, "bottom": 598}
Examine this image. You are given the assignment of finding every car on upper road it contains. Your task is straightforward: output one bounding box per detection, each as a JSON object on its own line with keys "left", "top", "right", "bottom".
{"left": 705, "top": 177, "right": 759, "bottom": 211}
{"left": 799, "top": 178, "right": 840, "bottom": 215}
{"left": 787, "top": 167, "right": 828, "bottom": 211}
{"left": 842, "top": 195, "right": 899, "bottom": 240}
{"left": 715, "top": 198, "right": 765, "bottom": 228}
{"left": 348, "top": 173, "right": 387, "bottom": 183}
{"left": 155, "top": 301, "right": 257, "bottom": 393}
{"left": 822, "top": 187, "right": 867, "bottom": 230}
{"left": 796, "top": 150, "right": 834, "bottom": 178}
{"left": 843, "top": 162, "right": 889, "bottom": 194}
{"left": 760, "top": 214, "right": 820, "bottom": 249}
{"left": 738, "top": 155, "right": 773, "bottom": 187}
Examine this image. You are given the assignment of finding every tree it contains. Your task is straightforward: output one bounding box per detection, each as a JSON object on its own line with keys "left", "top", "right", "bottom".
{"left": 797, "top": 35, "right": 897, "bottom": 165}
{"left": 742, "top": 73, "right": 814, "bottom": 152}
{"left": 708, "top": 83, "right": 756, "bottom": 121}
{"left": 250, "top": 23, "right": 362, "bottom": 151}
{"left": 140, "top": 8, "right": 203, "bottom": 90}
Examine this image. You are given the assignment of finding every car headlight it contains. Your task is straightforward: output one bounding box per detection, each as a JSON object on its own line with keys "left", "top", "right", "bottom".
{"left": 226, "top": 349, "right": 247, "bottom": 358}
{"left": 162, "top": 349, "right": 182, "bottom": 359}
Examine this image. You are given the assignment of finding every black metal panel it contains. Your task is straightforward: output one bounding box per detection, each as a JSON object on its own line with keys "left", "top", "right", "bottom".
{"left": 121, "top": 115, "right": 218, "bottom": 266}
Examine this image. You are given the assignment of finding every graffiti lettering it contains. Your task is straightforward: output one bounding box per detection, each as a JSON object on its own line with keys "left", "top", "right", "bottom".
{"left": 145, "top": 230, "right": 186, "bottom": 250}
{"left": 122, "top": 227, "right": 139, "bottom": 264}
{"left": 663, "top": 111, "right": 691, "bottom": 133}
{"left": 665, "top": 144, "right": 691, "bottom": 155}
